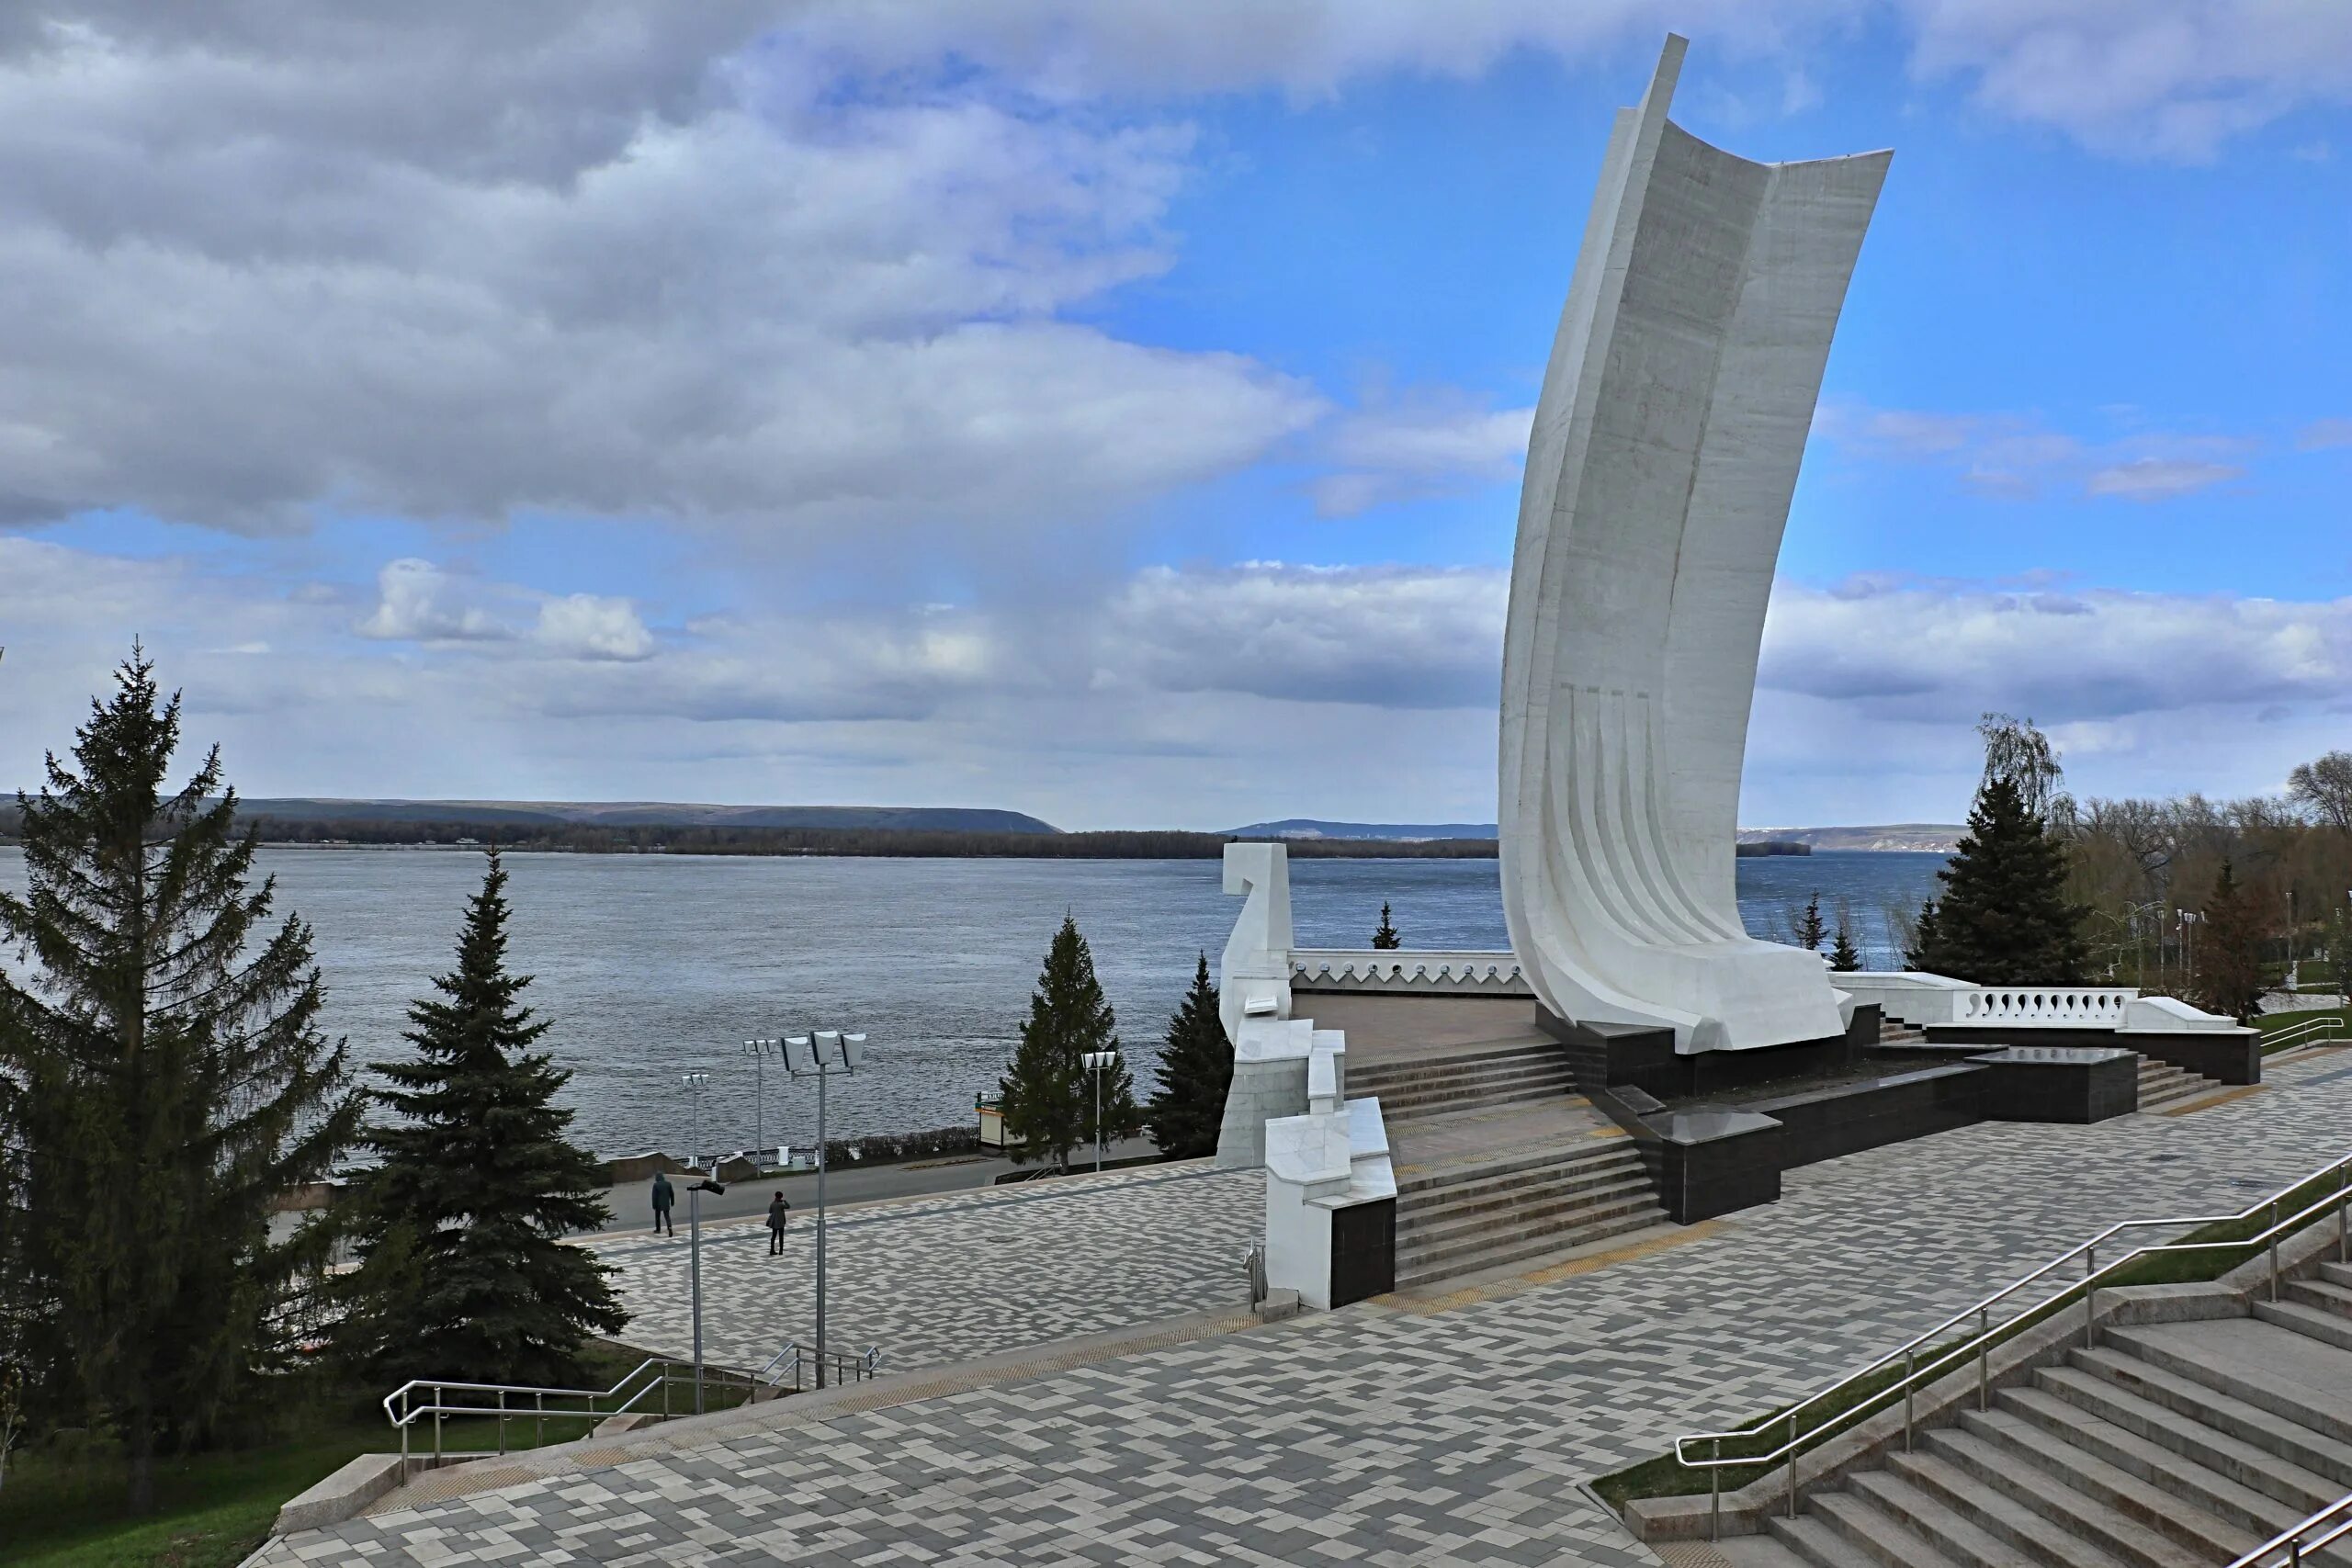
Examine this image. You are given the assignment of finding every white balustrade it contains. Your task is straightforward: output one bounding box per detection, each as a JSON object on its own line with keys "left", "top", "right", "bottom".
{"left": 1289, "top": 949, "right": 1530, "bottom": 996}
{"left": 1952, "top": 987, "right": 2138, "bottom": 1027}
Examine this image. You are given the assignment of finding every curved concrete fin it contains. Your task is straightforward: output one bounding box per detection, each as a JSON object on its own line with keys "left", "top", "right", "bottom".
{"left": 1498, "top": 35, "right": 1889, "bottom": 1053}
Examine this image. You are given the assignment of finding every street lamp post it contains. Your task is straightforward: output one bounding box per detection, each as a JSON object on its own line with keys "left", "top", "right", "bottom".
{"left": 685, "top": 1177, "right": 727, "bottom": 1414}
{"left": 679, "top": 1071, "right": 709, "bottom": 1168}
{"left": 743, "top": 1039, "right": 785, "bottom": 1164}
{"left": 1081, "top": 1049, "right": 1120, "bottom": 1174}
{"left": 781, "top": 1030, "right": 865, "bottom": 1387}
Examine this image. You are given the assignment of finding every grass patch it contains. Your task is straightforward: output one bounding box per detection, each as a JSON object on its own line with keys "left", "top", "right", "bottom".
{"left": 0, "top": 1342, "right": 729, "bottom": 1568}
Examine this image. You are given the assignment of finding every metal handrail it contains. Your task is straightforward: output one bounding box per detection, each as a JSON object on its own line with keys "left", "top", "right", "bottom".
{"left": 2265, "top": 1017, "right": 2346, "bottom": 1055}
{"left": 2233, "top": 1491, "right": 2352, "bottom": 1567}
{"left": 381, "top": 1356, "right": 757, "bottom": 1469}
{"left": 1671, "top": 1145, "right": 2352, "bottom": 1537}
{"left": 759, "top": 1339, "right": 882, "bottom": 1392}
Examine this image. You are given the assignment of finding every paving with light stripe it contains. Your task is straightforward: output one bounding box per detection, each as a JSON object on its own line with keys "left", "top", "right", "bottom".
{"left": 252, "top": 1049, "right": 2352, "bottom": 1568}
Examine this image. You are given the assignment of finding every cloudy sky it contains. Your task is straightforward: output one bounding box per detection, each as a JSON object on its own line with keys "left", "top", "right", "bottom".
{"left": 0, "top": 2, "right": 2346, "bottom": 830}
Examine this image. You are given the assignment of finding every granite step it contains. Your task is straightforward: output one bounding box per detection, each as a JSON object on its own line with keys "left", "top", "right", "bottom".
{"left": 1347, "top": 1042, "right": 1567, "bottom": 1088}
{"left": 2254, "top": 1298, "right": 2352, "bottom": 1354}
{"left": 1395, "top": 1174, "right": 1658, "bottom": 1252}
{"left": 2323, "top": 1259, "right": 2352, "bottom": 1292}
{"left": 1367, "top": 1071, "right": 1581, "bottom": 1122}
{"left": 2285, "top": 1274, "right": 2352, "bottom": 1320}
{"left": 1394, "top": 1149, "right": 1645, "bottom": 1218}
{"left": 1765, "top": 1513, "right": 1929, "bottom": 1568}
{"left": 1715, "top": 1532, "right": 1817, "bottom": 1568}
{"left": 1392, "top": 1139, "right": 1634, "bottom": 1196}
{"left": 2019, "top": 1369, "right": 2348, "bottom": 1513}
{"left": 1392, "top": 1184, "right": 1656, "bottom": 1269}
{"left": 1392, "top": 1202, "right": 1665, "bottom": 1288}
{"left": 1833, "top": 1471, "right": 2055, "bottom": 1568}
{"left": 2065, "top": 1346, "right": 2352, "bottom": 1486}
{"left": 2099, "top": 1321, "right": 2352, "bottom": 1448}
{"left": 1931, "top": 1411, "right": 2263, "bottom": 1561}
{"left": 1879, "top": 1446, "right": 2144, "bottom": 1568}
{"left": 1979, "top": 1391, "right": 2311, "bottom": 1540}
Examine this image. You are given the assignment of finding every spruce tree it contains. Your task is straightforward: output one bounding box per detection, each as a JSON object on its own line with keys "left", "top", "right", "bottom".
{"left": 2192, "top": 861, "right": 2267, "bottom": 1024}
{"left": 1146, "top": 953, "right": 1233, "bottom": 1159}
{"left": 340, "top": 851, "right": 625, "bottom": 1389}
{"left": 1829, "top": 917, "right": 1863, "bottom": 973}
{"left": 1371, "top": 902, "right": 1401, "bottom": 950}
{"left": 0, "top": 649, "right": 360, "bottom": 1510}
{"left": 1904, "top": 898, "right": 1941, "bottom": 970}
{"left": 1000, "top": 915, "right": 1137, "bottom": 1171}
{"left": 1792, "top": 893, "right": 1827, "bottom": 953}
{"left": 1915, "top": 775, "right": 2091, "bottom": 986}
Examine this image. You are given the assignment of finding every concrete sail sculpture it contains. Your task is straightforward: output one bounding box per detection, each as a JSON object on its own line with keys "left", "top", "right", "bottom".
{"left": 1498, "top": 36, "right": 1890, "bottom": 1054}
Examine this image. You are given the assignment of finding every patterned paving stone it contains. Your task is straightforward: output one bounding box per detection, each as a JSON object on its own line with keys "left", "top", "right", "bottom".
{"left": 256, "top": 1047, "right": 2352, "bottom": 1567}
{"left": 601, "top": 1162, "right": 1262, "bottom": 1374}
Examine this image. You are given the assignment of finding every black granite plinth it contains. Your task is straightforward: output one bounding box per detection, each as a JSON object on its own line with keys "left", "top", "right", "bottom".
{"left": 1744, "top": 1065, "right": 1989, "bottom": 1168}
{"left": 1923, "top": 1024, "right": 2260, "bottom": 1085}
{"left": 1537, "top": 1008, "right": 1863, "bottom": 1099}
{"left": 1647, "top": 1107, "right": 1782, "bottom": 1223}
{"left": 1971, "top": 1045, "right": 2139, "bottom": 1122}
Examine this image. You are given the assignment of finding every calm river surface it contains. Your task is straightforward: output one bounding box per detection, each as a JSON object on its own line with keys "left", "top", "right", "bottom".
{"left": 0, "top": 848, "right": 1943, "bottom": 1157}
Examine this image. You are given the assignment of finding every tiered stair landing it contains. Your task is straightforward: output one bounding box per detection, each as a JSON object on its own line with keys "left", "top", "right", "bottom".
{"left": 1718, "top": 1262, "right": 2352, "bottom": 1567}
{"left": 1877, "top": 1009, "right": 2230, "bottom": 1114}
{"left": 1308, "top": 996, "right": 1668, "bottom": 1290}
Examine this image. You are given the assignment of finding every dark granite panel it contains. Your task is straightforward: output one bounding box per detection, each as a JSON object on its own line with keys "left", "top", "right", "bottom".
{"left": 1328, "top": 1197, "right": 1396, "bottom": 1308}
{"left": 1925, "top": 1024, "right": 2261, "bottom": 1085}
{"left": 1745, "top": 1066, "right": 1989, "bottom": 1169}
{"left": 1971, "top": 1046, "right": 2139, "bottom": 1122}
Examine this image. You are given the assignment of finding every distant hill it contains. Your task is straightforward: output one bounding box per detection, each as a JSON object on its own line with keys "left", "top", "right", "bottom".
{"left": 227, "top": 799, "right": 1062, "bottom": 834}
{"left": 1229, "top": 819, "right": 1498, "bottom": 841}
{"left": 1737, "top": 824, "right": 1963, "bottom": 853}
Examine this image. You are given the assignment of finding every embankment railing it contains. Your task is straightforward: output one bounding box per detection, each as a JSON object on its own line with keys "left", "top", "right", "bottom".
{"left": 1670, "top": 1146, "right": 2352, "bottom": 1540}
{"left": 382, "top": 1357, "right": 752, "bottom": 1469}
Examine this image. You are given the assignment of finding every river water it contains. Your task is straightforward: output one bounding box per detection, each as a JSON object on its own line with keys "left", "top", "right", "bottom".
{"left": 0, "top": 848, "right": 1943, "bottom": 1156}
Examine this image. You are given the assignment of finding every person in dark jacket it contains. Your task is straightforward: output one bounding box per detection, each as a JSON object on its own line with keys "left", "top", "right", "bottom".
{"left": 766, "top": 1190, "right": 792, "bottom": 1255}
{"left": 650, "top": 1170, "right": 675, "bottom": 1236}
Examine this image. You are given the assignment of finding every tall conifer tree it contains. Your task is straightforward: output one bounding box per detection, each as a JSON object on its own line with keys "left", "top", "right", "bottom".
{"left": 1000, "top": 915, "right": 1136, "bottom": 1171}
{"left": 340, "top": 851, "right": 624, "bottom": 1388}
{"left": 1915, "top": 775, "right": 2090, "bottom": 985}
{"left": 1792, "top": 894, "right": 1828, "bottom": 953}
{"left": 2192, "top": 861, "right": 2267, "bottom": 1025}
{"left": 0, "top": 649, "right": 359, "bottom": 1510}
{"left": 1829, "top": 917, "right": 1863, "bottom": 973}
{"left": 1147, "top": 953, "right": 1232, "bottom": 1159}
{"left": 1370, "top": 903, "right": 1401, "bottom": 950}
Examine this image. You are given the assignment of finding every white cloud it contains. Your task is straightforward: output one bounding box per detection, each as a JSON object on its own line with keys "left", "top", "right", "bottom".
{"left": 1312, "top": 400, "right": 1533, "bottom": 517}
{"left": 354, "top": 559, "right": 511, "bottom": 643}
{"left": 2297, "top": 418, "right": 2352, "bottom": 451}
{"left": 535, "top": 595, "right": 655, "bottom": 662}
{"left": 1894, "top": 0, "right": 2352, "bottom": 163}
{"left": 1760, "top": 577, "right": 2352, "bottom": 722}
{"left": 2083, "top": 457, "right": 2244, "bottom": 501}
{"left": 1816, "top": 400, "right": 2260, "bottom": 502}
{"left": 0, "top": 7, "right": 1320, "bottom": 540}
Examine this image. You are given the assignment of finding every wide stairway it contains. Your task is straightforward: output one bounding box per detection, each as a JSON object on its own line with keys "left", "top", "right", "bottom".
{"left": 1724, "top": 1262, "right": 2352, "bottom": 1566}
{"left": 1352, "top": 1040, "right": 1667, "bottom": 1289}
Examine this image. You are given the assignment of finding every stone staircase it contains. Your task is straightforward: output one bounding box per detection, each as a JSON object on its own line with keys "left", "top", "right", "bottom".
{"left": 1721, "top": 1261, "right": 2352, "bottom": 1567}
{"left": 1394, "top": 1141, "right": 1664, "bottom": 1288}
{"left": 1349, "top": 1041, "right": 1579, "bottom": 1123}
{"left": 2135, "top": 1055, "right": 2220, "bottom": 1112}
{"left": 1878, "top": 1017, "right": 1928, "bottom": 1047}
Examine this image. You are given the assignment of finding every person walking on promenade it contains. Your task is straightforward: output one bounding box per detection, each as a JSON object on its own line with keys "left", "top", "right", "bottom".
{"left": 650, "top": 1170, "right": 675, "bottom": 1236}
{"left": 766, "top": 1190, "right": 792, "bottom": 1256}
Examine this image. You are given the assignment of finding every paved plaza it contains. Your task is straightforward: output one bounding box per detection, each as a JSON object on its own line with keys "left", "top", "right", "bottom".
{"left": 604, "top": 1163, "right": 1261, "bottom": 1373}
{"left": 255, "top": 1047, "right": 2352, "bottom": 1568}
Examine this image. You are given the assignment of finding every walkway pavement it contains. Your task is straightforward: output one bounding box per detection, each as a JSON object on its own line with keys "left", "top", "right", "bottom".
{"left": 254, "top": 1043, "right": 2352, "bottom": 1568}
{"left": 604, "top": 1160, "right": 1260, "bottom": 1374}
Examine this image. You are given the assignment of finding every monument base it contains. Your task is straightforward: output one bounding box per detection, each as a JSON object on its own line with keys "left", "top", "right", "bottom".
{"left": 1535, "top": 1005, "right": 1881, "bottom": 1100}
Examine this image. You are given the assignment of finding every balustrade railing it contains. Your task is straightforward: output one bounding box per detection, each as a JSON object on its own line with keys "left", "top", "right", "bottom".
{"left": 1289, "top": 950, "right": 1528, "bottom": 994}
{"left": 1952, "top": 987, "right": 2136, "bottom": 1026}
